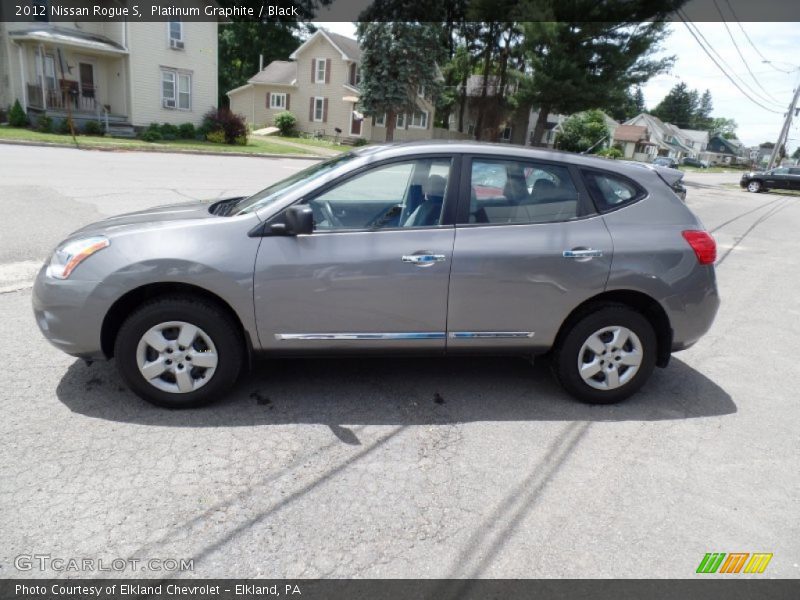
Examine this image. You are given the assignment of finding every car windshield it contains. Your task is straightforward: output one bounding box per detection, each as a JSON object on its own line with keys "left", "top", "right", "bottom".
{"left": 233, "top": 153, "right": 359, "bottom": 215}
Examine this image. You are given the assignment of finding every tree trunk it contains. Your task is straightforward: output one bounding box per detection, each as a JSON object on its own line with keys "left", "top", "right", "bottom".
{"left": 457, "top": 72, "right": 468, "bottom": 133}
{"left": 531, "top": 104, "right": 551, "bottom": 148}
{"left": 386, "top": 109, "right": 396, "bottom": 142}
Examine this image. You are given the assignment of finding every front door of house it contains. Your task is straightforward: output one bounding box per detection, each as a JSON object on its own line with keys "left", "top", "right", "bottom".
{"left": 350, "top": 112, "right": 362, "bottom": 136}
{"left": 79, "top": 63, "right": 95, "bottom": 105}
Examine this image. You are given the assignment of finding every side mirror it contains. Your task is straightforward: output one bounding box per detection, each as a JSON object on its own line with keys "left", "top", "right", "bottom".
{"left": 284, "top": 205, "right": 314, "bottom": 235}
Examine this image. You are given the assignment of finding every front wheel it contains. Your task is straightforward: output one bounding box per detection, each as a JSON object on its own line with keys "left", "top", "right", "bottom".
{"left": 747, "top": 180, "right": 762, "bottom": 193}
{"left": 553, "top": 305, "right": 657, "bottom": 404}
{"left": 114, "top": 296, "right": 243, "bottom": 408}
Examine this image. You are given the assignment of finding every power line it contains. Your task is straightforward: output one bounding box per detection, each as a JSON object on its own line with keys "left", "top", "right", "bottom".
{"left": 676, "top": 10, "right": 783, "bottom": 115}
{"left": 712, "top": 0, "right": 784, "bottom": 105}
{"left": 724, "top": 0, "right": 795, "bottom": 74}
{"left": 677, "top": 10, "right": 784, "bottom": 110}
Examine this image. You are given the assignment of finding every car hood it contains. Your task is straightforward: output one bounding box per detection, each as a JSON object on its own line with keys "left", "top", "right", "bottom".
{"left": 67, "top": 198, "right": 245, "bottom": 238}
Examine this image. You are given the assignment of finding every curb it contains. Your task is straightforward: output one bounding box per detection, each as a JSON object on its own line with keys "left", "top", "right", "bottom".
{"left": 0, "top": 138, "right": 327, "bottom": 160}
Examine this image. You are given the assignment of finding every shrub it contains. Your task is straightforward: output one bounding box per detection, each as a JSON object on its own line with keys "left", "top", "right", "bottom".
{"left": 178, "top": 122, "right": 196, "bottom": 139}
{"left": 141, "top": 127, "right": 164, "bottom": 142}
{"left": 352, "top": 137, "right": 368, "bottom": 147}
{"left": 56, "top": 117, "right": 74, "bottom": 135}
{"left": 83, "top": 120, "right": 104, "bottom": 136}
{"left": 200, "top": 108, "right": 247, "bottom": 144}
{"left": 273, "top": 111, "right": 297, "bottom": 136}
{"left": 8, "top": 99, "right": 28, "bottom": 127}
{"left": 596, "top": 147, "right": 623, "bottom": 159}
{"left": 205, "top": 129, "right": 226, "bottom": 144}
{"left": 0, "top": 107, "right": 6, "bottom": 124}
{"left": 160, "top": 122, "right": 179, "bottom": 140}
{"left": 36, "top": 115, "right": 53, "bottom": 133}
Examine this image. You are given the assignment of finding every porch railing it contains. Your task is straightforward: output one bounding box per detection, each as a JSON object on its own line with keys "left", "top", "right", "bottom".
{"left": 26, "top": 82, "right": 97, "bottom": 113}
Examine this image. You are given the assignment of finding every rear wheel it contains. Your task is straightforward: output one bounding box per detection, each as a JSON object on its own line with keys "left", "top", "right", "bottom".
{"left": 114, "top": 296, "right": 243, "bottom": 408}
{"left": 747, "top": 180, "right": 762, "bottom": 193}
{"left": 553, "top": 304, "right": 657, "bottom": 404}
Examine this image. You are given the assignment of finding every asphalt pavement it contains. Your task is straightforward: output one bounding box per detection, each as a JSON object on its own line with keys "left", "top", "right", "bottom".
{"left": 0, "top": 144, "right": 798, "bottom": 579}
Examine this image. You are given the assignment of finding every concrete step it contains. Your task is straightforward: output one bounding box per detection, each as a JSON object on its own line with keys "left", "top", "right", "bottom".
{"left": 106, "top": 125, "right": 136, "bottom": 138}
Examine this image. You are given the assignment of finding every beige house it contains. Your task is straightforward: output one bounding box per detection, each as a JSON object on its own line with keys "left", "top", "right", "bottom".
{"left": 0, "top": 17, "right": 218, "bottom": 134}
{"left": 227, "top": 29, "right": 435, "bottom": 143}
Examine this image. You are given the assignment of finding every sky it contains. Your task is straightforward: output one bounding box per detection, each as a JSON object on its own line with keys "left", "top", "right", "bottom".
{"left": 313, "top": 20, "right": 799, "bottom": 153}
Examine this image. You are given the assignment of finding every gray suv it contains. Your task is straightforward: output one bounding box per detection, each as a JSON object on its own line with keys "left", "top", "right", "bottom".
{"left": 33, "top": 142, "right": 719, "bottom": 408}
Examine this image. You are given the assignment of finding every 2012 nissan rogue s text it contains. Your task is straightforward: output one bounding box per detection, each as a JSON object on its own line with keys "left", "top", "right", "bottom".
{"left": 33, "top": 142, "right": 719, "bottom": 408}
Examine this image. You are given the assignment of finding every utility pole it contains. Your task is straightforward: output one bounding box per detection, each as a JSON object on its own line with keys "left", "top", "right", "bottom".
{"left": 767, "top": 83, "right": 800, "bottom": 170}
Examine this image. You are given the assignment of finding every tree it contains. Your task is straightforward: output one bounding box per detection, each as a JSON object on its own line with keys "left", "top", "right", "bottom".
{"left": 695, "top": 89, "right": 713, "bottom": 129}
{"left": 792, "top": 147, "right": 800, "bottom": 160}
{"left": 609, "top": 85, "right": 646, "bottom": 122}
{"left": 651, "top": 82, "right": 697, "bottom": 129}
{"left": 517, "top": 1, "right": 682, "bottom": 148}
{"left": 555, "top": 110, "right": 610, "bottom": 153}
{"left": 357, "top": 22, "right": 443, "bottom": 141}
{"left": 710, "top": 117, "right": 738, "bottom": 139}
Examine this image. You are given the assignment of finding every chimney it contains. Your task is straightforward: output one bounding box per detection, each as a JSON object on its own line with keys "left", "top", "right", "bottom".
{"left": 259, "top": 54, "right": 264, "bottom": 71}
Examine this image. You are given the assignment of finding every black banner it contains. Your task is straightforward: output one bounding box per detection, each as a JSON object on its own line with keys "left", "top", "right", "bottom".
{"left": 1, "top": 579, "right": 800, "bottom": 600}
{"left": 0, "top": 0, "right": 798, "bottom": 22}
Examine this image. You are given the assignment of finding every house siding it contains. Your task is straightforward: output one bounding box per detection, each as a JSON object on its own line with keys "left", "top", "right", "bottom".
{"left": 126, "top": 21, "right": 218, "bottom": 127}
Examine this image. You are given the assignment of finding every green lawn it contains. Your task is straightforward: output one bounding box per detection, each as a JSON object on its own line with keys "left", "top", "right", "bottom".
{"left": 679, "top": 165, "right": 747, "bottom": 174}
{"left": 0, "top": 126, "right": 318, "bottom": 156}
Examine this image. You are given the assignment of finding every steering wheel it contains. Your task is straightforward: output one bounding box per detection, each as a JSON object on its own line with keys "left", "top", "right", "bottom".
{"left": 316, "top": 200, "right": 343, "bottom": 228}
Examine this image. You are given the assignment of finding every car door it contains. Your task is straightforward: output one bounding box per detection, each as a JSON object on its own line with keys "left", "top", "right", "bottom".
{"left": 764, "top": 167, "right": 790, "bottom": 189}
{"left": 253, "top": 155, "right": 458, "bottom": 352}
{"left": 789, "top": 168, "right": 800, "bottom": 190}
{"left": 446, "top": 155, "right": 613, "bottom": 352}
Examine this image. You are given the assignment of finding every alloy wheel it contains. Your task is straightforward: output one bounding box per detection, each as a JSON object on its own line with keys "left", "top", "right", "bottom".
{"left": 135, "top": 321, "right": 218, "bottom": 394}
{"left": 577, "top": 325, "right": 643, "bottom": 391}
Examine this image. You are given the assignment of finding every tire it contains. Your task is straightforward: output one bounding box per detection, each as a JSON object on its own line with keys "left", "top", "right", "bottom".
{"left": 553, "top": 304, "right": 657, "bottom": 405}
{"left": 747, "top": 180, "right": 762, "bottom": 193}
{"left": 114, "top": 295, "right": 243, "bottom": 408}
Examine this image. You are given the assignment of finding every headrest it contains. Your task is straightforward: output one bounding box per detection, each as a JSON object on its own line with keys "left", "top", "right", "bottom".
{"left": 424, "top": 174, "right": 447, "bottom": 198}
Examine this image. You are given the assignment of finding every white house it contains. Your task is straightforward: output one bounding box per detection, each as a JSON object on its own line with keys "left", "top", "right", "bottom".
{"left": 227, "top": 29, "right": 435, "bottom": 143}
{"left": 0, "top": 17, "right": 218, "bottom": 134}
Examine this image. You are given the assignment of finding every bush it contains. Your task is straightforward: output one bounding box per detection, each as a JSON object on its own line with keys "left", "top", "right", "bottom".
{"left": 596, "top": 147, "right": 623, "bottom": 159}
{"left": 352, "top": 137, "right": 368, "bottom": 147}
{"left": 36, "top": 115, "right": 53, "bottom": 133}
{"left": 205, "top": 129, "right": 226, "bottom": 144}
{"left": 178, "top": 122, "right": 196, "bottom": 139}
{"left": 140, "top": 128, "right": 163, "bottom": 142}
{"left": 8, "top": 99, "right": 28, "bottom": 127}
{"left": 56, "top": 117, "right": 74, "bottom": 135}
{"left": 83, "top": 120, "right": 104, "bottom": 136}
{"left": 0, "top": 107, "right": 7, "bottom": 124}
{"left": 160, "top": 122, "right": 179, "bottom": 140}
{"left": 200, "top": 108, "right": 247, "bottom": 144}
{"left": 273, "top": 111, "right": 297, "bottom": 136}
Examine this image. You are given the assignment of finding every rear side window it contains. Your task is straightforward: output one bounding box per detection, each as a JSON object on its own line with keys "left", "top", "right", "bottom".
{"left": 469, "top": 158, "right": 583, "bottom": 224}
{"left": 582, "top": 171, "right": 645, "bottom": 212}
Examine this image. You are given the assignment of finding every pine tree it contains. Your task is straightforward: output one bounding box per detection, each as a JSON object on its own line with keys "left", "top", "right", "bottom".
{"left": 357, "top": 22, "right": 443, "bottom": 141}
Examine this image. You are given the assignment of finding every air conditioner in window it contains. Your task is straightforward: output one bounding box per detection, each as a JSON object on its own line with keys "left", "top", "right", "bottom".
{"left": 163, "top": 99, "right": 176, "bottom": 109}
{"left": 170, "top": 39, "right": 184, "bottom": 50}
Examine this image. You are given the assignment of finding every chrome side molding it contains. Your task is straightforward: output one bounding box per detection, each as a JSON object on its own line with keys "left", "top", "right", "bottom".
{"left": 275, "top": 332, "right": 446, "bottom": 341}
{"left": 449, "top": 331, "right": 535, "bottom": 339}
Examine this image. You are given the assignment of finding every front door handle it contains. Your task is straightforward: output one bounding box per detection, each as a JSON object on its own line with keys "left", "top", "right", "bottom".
{"left": 563, "top": 249, "right": 603, "bottom": 258}
{"left": 402, "top": 254, "right": 447, "bottom": 267}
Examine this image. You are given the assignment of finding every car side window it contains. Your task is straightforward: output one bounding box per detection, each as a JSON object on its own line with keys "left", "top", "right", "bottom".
{"left": 790, "top": 168, "right": 800, "bottom": 176}
{"left": 307, "top": 158, "right": 452, "bottom": 231}
{"left": 469, "top": 159, "right": 581, "bottom": 224}
{"left": 772, "top": 167, "right": 789, "bottom": 175}
{"left": 582, "top": 171, "right": 644, "bottom": 212}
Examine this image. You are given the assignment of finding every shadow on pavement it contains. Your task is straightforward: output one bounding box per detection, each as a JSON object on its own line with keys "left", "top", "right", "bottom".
{"left": 56, "top": 354, "right": 735, "bottom": 427}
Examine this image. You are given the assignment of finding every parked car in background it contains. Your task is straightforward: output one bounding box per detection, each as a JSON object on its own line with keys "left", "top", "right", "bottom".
{"left": 740, "top": 166, "right": 800, "bottom": 193}
{"left": 681, "top": 157, "right": 708, "bottom": 168}
{"left": 653, "top": 156, "right": 679, "bottom": 168}
{"left": 33, "top": 142, "right": 719, "bottom": 408}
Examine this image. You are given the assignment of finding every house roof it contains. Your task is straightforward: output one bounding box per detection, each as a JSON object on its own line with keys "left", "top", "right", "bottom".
{"left": 248, "top": 61, "right": 297, "bottom": 86}
{"left": 289, "top": 29, "right": 361, "bottom": 62}
{"left": 8, "top": 26, "right": 127, "bottom": 55}
{"left": 680, "top": 128, "right": 709, "bottom": 144}
{"left": 614, "top": 125, "right": 648, "bottom": 143}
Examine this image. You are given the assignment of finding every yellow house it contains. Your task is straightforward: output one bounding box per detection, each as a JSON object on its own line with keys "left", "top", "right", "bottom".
{"left": 0, "top": 18, "right": 218, "bottom": 135}
{"left": 227, "top": 29, "right": 435, "bottom": 143}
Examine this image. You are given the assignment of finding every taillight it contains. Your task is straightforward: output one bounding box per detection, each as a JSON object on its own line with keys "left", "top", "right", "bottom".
{"left": 682, "top": 230, "right": 716, "bottom": 265}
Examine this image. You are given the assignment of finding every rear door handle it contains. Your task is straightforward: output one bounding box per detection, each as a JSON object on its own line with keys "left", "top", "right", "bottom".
{"left": 402, "top": 254, "right": 446, "bottom": 267}
{"left": 563, "top": 249, "right": 603, "bottom": 258}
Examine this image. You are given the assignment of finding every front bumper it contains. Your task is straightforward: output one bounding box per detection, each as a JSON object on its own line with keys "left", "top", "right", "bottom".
{"left": 32, "top": 266, "right": 106, "bottom": 360}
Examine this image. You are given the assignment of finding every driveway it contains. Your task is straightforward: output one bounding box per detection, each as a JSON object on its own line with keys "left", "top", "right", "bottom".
{"left": 0, "top": 148, "right": 798, "bottom": 579}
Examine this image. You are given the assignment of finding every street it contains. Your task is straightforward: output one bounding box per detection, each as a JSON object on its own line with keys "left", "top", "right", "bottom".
{"left": 0, "top": 144, "right": 798, "bottom": 578}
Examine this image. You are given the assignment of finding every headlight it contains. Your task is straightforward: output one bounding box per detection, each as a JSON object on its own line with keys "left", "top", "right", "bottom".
{"left": 46, "top": 236, "right": 110, "bottom": 279}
